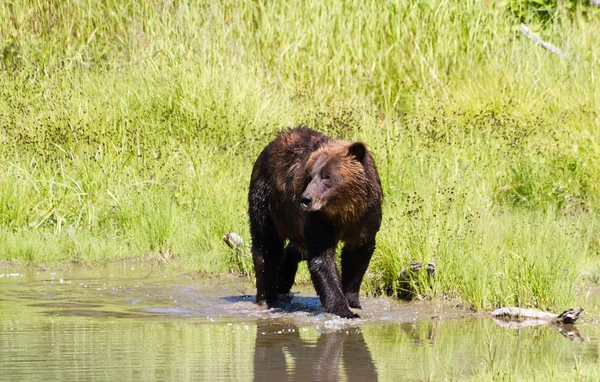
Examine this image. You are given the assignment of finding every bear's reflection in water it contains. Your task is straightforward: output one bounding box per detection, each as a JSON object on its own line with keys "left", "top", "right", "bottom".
{"left": 253, "top": 320, "right": 377, "bottom": 381}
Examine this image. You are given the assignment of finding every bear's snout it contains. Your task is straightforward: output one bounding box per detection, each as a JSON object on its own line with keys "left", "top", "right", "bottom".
{"left": 299, "top": 194, "right": 313, "bottom": 209}
{"left": 300, "top": 193, "right": 325, "bottom": 211}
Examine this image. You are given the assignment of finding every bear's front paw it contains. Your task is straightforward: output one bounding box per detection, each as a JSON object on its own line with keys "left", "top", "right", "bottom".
{"left": 335, "top": 308, "right": 360, "bottom": 319}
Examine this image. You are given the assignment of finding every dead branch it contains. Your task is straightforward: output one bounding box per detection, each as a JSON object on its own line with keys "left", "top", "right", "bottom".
{"left": 519, "top": 23, "right": 566, "bottom": 57}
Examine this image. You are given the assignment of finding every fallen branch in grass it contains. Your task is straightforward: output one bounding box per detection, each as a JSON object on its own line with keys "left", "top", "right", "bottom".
{"left": 519, "top": 23, "right": 566, "bottom": 57}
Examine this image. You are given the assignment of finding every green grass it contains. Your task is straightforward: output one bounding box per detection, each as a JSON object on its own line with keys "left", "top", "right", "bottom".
{"left": 1, "top": 0, "right": 600, "bottom": 313}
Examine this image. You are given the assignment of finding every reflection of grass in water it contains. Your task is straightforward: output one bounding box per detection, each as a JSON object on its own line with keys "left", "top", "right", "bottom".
{"left": 364, "top": 319, "right": 600, "bottom": 381}
{"left": 1, "top": 1, "right": 600, "bottom": 313}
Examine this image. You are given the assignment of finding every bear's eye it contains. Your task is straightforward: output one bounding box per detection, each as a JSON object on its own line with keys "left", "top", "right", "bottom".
{"left": 323, "top": 174, "right": 331, "bottom": 180}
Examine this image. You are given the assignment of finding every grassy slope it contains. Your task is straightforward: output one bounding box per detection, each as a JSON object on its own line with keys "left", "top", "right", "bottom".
{"left": 1, "top": 0, "right": 599, "bottom": 311}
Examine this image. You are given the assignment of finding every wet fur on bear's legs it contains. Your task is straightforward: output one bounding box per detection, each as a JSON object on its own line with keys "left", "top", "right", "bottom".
{"left": 278, "top": 244, "right": 304, "bottom": 295}
{"left": 341, "top": 239, "right": 376, "bottom": 309}
{"left": 308, "top": 251, "right": 357, "bottom": 318}
{"left": 248, "top": 172, "right": 283, "bottom": 306}
{"left": 305, "top": 213, "right": 358, "bottom": 319}
{"left": 250, "top": 225, "right": 283, "bottom": 306}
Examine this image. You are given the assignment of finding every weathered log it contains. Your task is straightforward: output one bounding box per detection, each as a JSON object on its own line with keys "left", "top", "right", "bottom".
{"left": 552, "top": 307, "right": 584, "bottom": 324}
{"left": 490, "top": 307, "right": 583, "bottom": 324}
{"left": 397, "top": 261, "right": 436, "bottom": 300}
{"left": 490, "top": 307, "right": 584, "bottom": 342}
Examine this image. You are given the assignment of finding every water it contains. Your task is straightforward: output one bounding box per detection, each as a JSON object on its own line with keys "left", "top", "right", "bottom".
{"left": 1, "top": 264, "right": 598, "bottom": 381}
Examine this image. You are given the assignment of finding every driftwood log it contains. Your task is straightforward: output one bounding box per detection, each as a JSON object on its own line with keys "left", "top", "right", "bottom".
{"left": 491, "top": 307, "right": 583, "bottom": 324}
{"left": 491, "top": 307, "right": 584, "bottom": 342}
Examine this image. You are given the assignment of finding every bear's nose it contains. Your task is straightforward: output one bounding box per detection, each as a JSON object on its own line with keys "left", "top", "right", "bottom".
{"left": 299, "top": 194, "right": 312, "bottom": 209}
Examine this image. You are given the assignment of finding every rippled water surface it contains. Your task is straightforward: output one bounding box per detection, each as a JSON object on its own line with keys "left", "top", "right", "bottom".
{"left": 1, "top": 264, "right": 598, "bottom": 381}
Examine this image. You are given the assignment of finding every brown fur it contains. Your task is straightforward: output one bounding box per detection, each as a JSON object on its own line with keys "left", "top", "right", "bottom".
{"left": 304, "top": 143, "right": 371, "bottom": 222}
{"left": 248, "top": 126, "right": 383, "bottom": 318}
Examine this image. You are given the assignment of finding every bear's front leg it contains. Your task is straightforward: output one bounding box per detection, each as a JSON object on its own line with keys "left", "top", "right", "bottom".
{"left": 307, "top": 251, "right": 358, "bottom": 318}
{"left": 341, "top": 239, "right": 376, "bottom": 309}
{"left": 305, "top": 215, "right": 358, "bottom": 319}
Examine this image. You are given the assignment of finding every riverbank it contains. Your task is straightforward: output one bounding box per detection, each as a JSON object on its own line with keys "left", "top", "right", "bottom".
{"left": 1, "top": 1, "right": 599, "bottom": 312}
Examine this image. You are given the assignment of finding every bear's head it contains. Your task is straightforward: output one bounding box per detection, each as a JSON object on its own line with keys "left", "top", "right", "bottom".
{"left": 299, "top": 141, "right": 369, "bottom": 220}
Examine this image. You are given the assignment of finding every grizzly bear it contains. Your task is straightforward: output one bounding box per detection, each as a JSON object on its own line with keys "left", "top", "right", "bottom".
{"left": 248, "top": 126, "right": 382, "bottom": 318}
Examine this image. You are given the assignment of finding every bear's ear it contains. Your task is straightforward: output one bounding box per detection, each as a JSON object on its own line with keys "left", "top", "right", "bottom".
{"left": 348, "top": 142, "right": 366, "bottom": 163}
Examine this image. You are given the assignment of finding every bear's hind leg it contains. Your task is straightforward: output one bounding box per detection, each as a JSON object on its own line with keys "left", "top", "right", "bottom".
{"left": 249, "top": 169, "right": 284, "bottom": 307}
{"left": 251, "top": 227, "right": 283, "bottom": 306}
{"left": 278, "top": 243, "right": 304, "bottom": 296}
